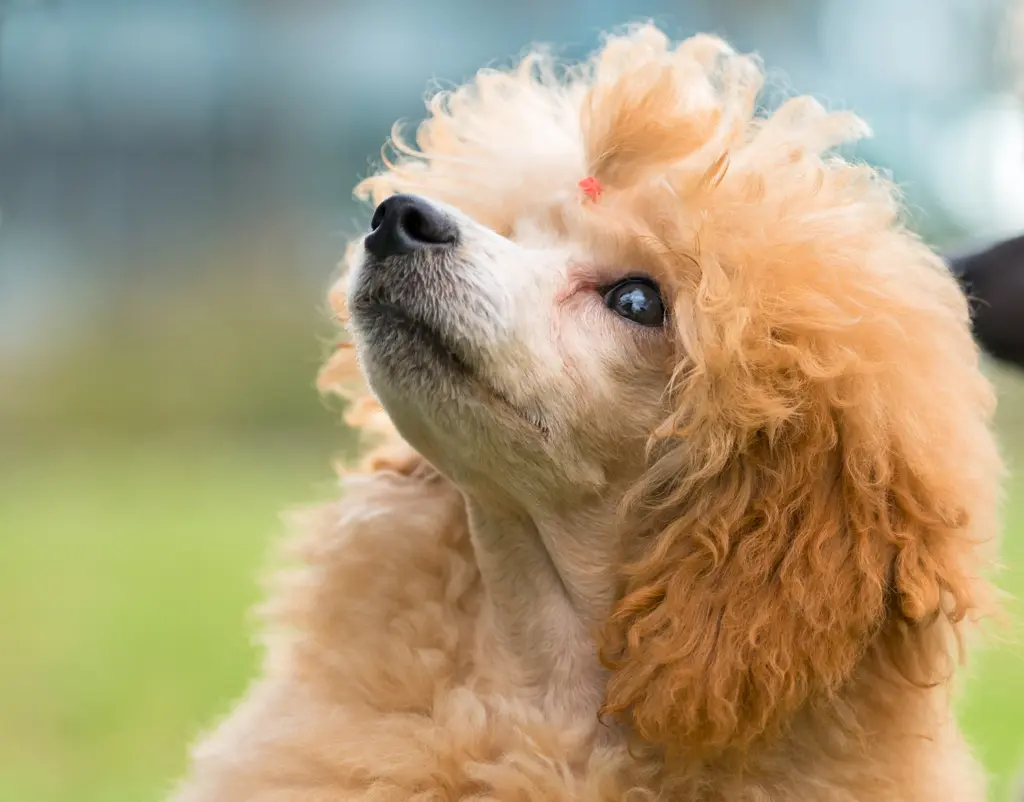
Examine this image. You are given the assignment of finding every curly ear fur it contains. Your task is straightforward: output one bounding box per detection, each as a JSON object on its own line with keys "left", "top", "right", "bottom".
{"left": 595, "top": 114, "right": 1002, "bottom": 759}
{"left": 601, "top": 410, "right": 989, "bottom": 757}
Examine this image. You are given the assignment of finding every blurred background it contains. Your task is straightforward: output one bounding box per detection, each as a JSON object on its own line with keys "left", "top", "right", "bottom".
{"left": 0, "top": 1, "right": 1022, "bottom": 801}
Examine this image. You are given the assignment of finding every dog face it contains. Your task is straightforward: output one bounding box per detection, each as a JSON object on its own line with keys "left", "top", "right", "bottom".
{"left": 347, "top": 193, "right": 674, "bottom": 507}
{"left": 334, "top": 26, "right": 1003, "bottom": 759}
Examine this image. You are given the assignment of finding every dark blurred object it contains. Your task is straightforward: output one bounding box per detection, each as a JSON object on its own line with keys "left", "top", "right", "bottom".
{"left": 950, "top": 234, "right": 1024, "bottom": 369}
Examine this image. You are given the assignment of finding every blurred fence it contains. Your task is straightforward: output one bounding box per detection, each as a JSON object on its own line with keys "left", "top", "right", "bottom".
{"left": 0, "top": 0, "right": 1020, "bottom": 443}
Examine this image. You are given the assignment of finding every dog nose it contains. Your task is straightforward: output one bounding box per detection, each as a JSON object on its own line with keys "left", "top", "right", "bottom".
{"left": 364, "top": 194, "right": 458, "bottom": 259}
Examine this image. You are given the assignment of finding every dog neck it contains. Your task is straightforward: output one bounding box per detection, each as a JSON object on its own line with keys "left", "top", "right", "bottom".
{"left": 462, "top": 493, "right": 622, "bottom": 729}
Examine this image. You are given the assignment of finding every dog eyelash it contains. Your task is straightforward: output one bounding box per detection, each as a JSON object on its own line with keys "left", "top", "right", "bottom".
{"left": 596, "top": 274, "right": 661, "bottom": 295}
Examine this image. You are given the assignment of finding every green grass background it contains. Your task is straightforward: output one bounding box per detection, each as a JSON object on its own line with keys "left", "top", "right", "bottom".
{"left": 2, "top": 371, "right": 1023, "bottom": 802}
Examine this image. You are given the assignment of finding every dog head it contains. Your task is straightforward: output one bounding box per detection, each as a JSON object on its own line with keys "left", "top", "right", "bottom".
{"left": 335, "top": 26, "right": 1002, "bottom": 757}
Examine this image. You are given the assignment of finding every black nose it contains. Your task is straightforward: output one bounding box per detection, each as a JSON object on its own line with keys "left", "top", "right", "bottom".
{"left": 364, "top": 194, "right": 458, "bottom": 259}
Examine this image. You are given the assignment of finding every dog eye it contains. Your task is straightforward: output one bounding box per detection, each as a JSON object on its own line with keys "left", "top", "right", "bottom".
{"left": 604, "top": 278, "right": 665, "bottom": 327}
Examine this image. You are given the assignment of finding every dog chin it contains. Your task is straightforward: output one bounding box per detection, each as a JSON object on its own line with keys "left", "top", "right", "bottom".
{"left": 358, "top": 301, "right": 476, "bottom": 381}
{"left": 353, "top": 304, "right": 549, "bottom": 442}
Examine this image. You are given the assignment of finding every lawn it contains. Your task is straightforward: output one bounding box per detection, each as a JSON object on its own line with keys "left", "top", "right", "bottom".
{"left": 1, "top": 373, "right": 1022, "bottom": 802}
{"left": 0, "top": 436, "right": 338, "bottom": 802}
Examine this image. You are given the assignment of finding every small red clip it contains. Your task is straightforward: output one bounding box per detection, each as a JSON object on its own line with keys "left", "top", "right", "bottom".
{"left": 578, "top": 176, "right": 603, "bottom": 202}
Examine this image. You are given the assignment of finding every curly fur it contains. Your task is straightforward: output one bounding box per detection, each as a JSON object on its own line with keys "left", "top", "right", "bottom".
{"left": 169, "top": 25, "right": 1003, "bottom": 802}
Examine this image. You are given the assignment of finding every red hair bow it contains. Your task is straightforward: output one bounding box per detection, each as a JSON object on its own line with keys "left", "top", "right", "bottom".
{"left": 578, "top": 176, "right": 603, "bottom": 202}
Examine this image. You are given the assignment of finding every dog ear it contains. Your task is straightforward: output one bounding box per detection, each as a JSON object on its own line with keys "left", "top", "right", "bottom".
{"left": 599, "top": 401, "right": 992, "bottom": 758}
{"left": 947, "top": 233, "right": 1024, "bottom": 369}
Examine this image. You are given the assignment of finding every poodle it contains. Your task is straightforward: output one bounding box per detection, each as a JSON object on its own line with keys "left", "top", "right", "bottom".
{"left": 169, "top": 25, "right": 1004, "bottom": 802}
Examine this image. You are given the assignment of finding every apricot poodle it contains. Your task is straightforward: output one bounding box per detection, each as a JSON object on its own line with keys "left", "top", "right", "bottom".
{"left": 170, "top": 25, "right": 1004, "bottom": 802}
